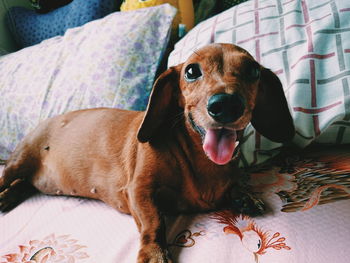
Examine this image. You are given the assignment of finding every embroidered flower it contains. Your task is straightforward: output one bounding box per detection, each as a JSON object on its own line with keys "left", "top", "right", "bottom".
{"left": 212, "top": 211, "right": 291, "bottom": 263}
{"left": 1, "top": 234, "right": 89, "bottom": 263}
{"left": 249, "top": 166, "right": 297, "bottom": 194}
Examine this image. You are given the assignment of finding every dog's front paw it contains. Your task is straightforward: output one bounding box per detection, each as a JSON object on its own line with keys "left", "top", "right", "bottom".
{"left": 231, "top": 190, "right": 265, "bottom": 217}
{"left": 137, "top": 244, "right": 172, "bottom": 263}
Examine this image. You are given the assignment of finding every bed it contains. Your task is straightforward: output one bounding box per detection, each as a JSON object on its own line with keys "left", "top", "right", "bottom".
{"left": 0, "top": 0, "right": 350, "bottom": 262}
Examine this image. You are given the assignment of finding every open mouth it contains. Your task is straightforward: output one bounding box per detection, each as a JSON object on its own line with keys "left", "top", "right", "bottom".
{"left": 203, "top": 128, "right": 240, "bottom": 165}
{"left": 188, "top": 113, "right": 241, "bottom": 165}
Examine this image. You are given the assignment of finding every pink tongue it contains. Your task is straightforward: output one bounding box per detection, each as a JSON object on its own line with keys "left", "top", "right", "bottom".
{"left": 203, "top": 128, "right": 237, "bottom": 165}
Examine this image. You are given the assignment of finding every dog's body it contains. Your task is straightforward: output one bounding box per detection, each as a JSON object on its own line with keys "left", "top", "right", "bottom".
{"left": 0, "top": 44, "right": 294, "bottom": 262}
{"left": 7, "top": 107, "right": 236, "bottom": 214}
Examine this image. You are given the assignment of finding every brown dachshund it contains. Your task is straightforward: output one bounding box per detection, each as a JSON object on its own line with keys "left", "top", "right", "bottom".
{"left": 0, "top": 43, "right": 294, "bottom": 262}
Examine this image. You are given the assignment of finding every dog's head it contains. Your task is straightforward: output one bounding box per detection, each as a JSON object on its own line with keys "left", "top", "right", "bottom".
{"left": 138, "top": 43, "right": 295, "bottom": 165}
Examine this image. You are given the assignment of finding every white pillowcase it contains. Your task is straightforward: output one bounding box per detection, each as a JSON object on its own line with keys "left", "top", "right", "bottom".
{"left": 0, "top": 4, "right": 176, "bottom": 160}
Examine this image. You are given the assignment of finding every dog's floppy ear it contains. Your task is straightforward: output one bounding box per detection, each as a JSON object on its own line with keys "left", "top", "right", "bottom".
{"left": 137, "top": 65, "right": 181, "bottom": 143}
{"left": 251, "top": 67, "right": 295, "bottom": 142}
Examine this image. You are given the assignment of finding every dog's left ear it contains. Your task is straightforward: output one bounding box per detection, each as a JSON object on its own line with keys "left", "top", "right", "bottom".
{"left": 251, "top": 68, "right": 295, "bottom": 142}
{"left": 137, "top": 65, "right": 181, "bottom": 143}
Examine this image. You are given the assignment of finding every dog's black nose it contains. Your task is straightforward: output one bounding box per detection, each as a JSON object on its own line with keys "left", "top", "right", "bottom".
{"left": 207, "top": 93, "right": 245, "bottom": 123}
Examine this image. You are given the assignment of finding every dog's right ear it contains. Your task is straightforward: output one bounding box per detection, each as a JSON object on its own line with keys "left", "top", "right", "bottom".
{"left": 137, "top": 65, "right": 182, "bottom": 143}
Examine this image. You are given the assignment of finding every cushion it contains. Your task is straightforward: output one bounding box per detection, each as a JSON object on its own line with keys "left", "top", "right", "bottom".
{"left": 0, "top": 4, "right": 176, "bottom": 160}
{"left": 120, "top": 0, "right": 195, "bottom": 35}
{"left": 6, "top": 0, "right": 122, "bottom": 48}
{"left": 30, "top": 0, "right": 74, "bottom": 13}
{"left": 168, "top": 0, "right": 350, "bottom": 166}
{"left": 0, "top": 48, "right": 8, "bottom": 56}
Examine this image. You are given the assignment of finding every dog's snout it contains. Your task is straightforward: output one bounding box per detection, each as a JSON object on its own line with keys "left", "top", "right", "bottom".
{"left": 207, "top": 93, "right": 245, "bottom": 123}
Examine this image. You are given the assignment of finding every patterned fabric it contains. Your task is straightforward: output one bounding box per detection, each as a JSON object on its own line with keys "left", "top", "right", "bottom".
{"left": 0, "top": 4, "right": 176, "bottom": 160}
{"left": 168, "top": 0, "right": 350, "bottom": 167}
{"left": 1, "top": 146, "right": 350, "bottom": 262}
{"left": 2, "top": 234, "right": 90, "bottom": 262}
{"left": 6, "top": 0, "right": 120, "bottom": 48}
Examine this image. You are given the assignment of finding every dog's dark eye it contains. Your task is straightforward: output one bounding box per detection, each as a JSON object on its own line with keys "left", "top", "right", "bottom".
{"left": 184, "top": 63, "right": 202, "bottom": 82}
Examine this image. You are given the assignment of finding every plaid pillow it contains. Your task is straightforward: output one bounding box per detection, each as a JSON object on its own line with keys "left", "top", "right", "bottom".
{"left": 169, "top": 0, "right": 350, "bottom": 166}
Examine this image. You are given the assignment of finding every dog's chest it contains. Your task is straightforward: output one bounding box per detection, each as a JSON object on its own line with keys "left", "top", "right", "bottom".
{"left": 183, "top": 175, "right": 232, "bottom": 211}
{"left": 153, "top": 170, "right": 233, "bottom": 214}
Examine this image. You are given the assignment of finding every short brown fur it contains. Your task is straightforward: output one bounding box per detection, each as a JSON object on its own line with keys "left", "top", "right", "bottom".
{"left": 0, "top": 44, "right": 294, "bottom": 263}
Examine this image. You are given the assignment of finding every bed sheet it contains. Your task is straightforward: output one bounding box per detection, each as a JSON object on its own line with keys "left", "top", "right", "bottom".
{"left": 1, "top": 146, "right": 350, "bottom": 263}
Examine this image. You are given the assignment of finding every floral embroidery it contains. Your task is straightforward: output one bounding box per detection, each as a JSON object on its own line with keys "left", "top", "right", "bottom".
{"left": 249, "top": 166, "right": 297, "bottom": 194}
{"left": 276, "top": 152, "right": 350, "bottom": 212}
{"left": 212, "top": 210, "right": 290, "bottom": 263}
{"left": 168, "top": 229, "right": 205, "bottom": 248}
{"left": 248, "top": 148, "right": 350, "bottom": 212}
{"left": 1, "top": 234, "right": 89, "bottom": 263}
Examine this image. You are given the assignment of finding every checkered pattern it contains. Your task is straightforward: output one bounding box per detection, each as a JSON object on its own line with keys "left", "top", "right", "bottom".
{"left": 168, "top": 0, "right": 350, "bottom": 166}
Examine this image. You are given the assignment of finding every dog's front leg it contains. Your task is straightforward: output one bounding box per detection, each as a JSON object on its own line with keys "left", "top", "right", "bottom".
{"left": 129, "top": 188, "right": 171, "bottom": 263}
{"left": 229, "top": 185, "right": 266, "bottom": 217}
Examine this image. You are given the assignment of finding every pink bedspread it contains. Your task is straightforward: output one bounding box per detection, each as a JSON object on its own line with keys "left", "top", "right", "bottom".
{"left": 1, "top": 147, "right": 350, "bottom": 263}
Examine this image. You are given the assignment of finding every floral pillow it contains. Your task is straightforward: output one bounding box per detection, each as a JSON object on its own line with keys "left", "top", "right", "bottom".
{"left": 0, "top": 4, "right": 176, "bottom": 160}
